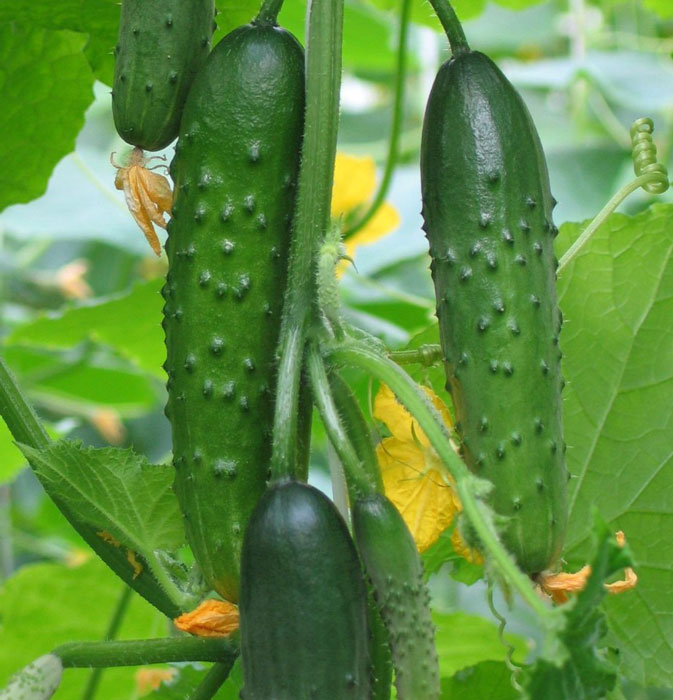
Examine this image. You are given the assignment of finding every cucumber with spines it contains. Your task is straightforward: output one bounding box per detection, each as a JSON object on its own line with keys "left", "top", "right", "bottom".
{"left": 353, "top": 494, "right": 439, "bottom": 700}
{"left": 420, "top": 49, "right": 567, "bottom": 575}
{"left": 164, "top": 23, "right": 305, "bottom": 603}
{"left": 112, "top": 0, "right": 216, "bottom": 151}
{"left": 240, "top": 479, "right": 371, "bottom": 699}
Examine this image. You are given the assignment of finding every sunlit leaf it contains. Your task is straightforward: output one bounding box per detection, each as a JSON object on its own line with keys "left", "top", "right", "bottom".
{"left": 0, "top": 26, "right": 94, "bottom": 212}
{"left": 558, "top": 204, "right": 673, "bottom": 687}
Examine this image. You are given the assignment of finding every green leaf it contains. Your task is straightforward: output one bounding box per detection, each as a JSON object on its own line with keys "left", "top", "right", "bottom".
{"left": 8, "top": 281, "right": 165, "bottom": 378}
{"left": 20, "top": 441, "right": 184, "bottom": 578}
{"left": 0, "top": 1, "right": 119, "bottom": 84}
{"left": 0, "top": 25, "right": 94, "bottom": 212}
{"left": 0, "top": 655, "right": 62, "bottom": 700}
{"left": 433, "top": 611, "right": 527, "bottom": 677}
{"left": 557, "top": 204, "right": 673, "bottom": 687}
{"left": 642, "top": 0, "right": 673, "bottom": 18}
{"left": 441, "top": 660, "right": 519, "bottom": 699}
{"left": 521, "top": 519, "right": 631, "bottom": 699}
{"left": 0, "top": 558, "right": 166, "bottom": 699}
{"left": 422, "top": 528, "right": 483, "bottom": 584}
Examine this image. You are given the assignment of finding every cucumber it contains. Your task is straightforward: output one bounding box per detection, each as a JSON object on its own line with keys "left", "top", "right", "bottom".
{"left": 164, "top": 23, "right": 305, "bottom": 603}
{"left": 420, "top": 50, "right": 567, "bottom": 575}
{"left": 353, "top": 494, "right": 439, "bottom": 700}
{"left": 112, "top": 0, "right": 216, "bottom": 151}
{"left": 239, "top": 479, "right": 371, "bottom": 699}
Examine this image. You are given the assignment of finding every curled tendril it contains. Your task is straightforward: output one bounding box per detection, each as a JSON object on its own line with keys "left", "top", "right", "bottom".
{"left": 630, "top": 117, "right": 669, "bottom": 195}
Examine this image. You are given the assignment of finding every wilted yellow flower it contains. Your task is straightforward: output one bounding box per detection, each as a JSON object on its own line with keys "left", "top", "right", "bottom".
{"left": 331, "top": 153, "right": 400, "bottom": 274}
{"left": 174, "top": 599, "right": 240, "bottom": 638}
{"left": 90, "top": 408, "right": 125, "bottom": 445}
{"left": 135, "top": 668, "right": 176, "bottom": 695}
{"left": 55, "top": 260, "right": 92, "bottom": 300}
{"left": 374, "top": 382, "right": 480, "bottom": 562}
{"left": 111, "top": 147, "right": 172, "bottom": 256}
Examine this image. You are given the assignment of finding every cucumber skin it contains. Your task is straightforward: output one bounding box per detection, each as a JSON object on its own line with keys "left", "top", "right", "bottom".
{"left": 353, "top": 495, "right": 439, "bottom": 700}
{"left": 240, "top": 479, "right": 371, "bottom": 700}
{"left": 112, "top": 0, "right": 215, "bottom": 151}
{"left": 164, "top": 24, "right": 305, "bottom": 603}
{"left": 420, "top": 51, "right": 567, "bottom": 575}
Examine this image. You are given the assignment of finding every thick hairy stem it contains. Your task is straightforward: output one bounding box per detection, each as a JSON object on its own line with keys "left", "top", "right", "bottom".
{"left": 255, "top": 0, "right": 284, "bottom": 24}
{"left": 270, "top": 0, "right": 344, "bottom": 481}
{"left": 307, "top": 346, "right": 377, "bottom": 498}
{"left": 427, "top": 0, "right": 470, "bottom": 54}
{"left": 54, "top": 637, "right": 237, "bottom": 668}
{"left": 0, "top": 355, "right": 49, "bottom": 450}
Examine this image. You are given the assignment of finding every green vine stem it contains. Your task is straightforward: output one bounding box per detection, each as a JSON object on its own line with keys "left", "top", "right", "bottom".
{"left": 81, "top": 586, "right": 134, "bottom": 700}
{"left": 0, "top": 355, "right": 49, "bottom": 450}
{"left": 189, "top": 661, "right": 237, "bottom": 700}
{"left": 327, "top": 371, "right": 383, "bottom": 494}
{"left": 307, "top": 345, "right": 378, "bottom": 498}
{"left": 558, "top": 117, "right": 669, "bottom": 273}
{"left": 343, "top": 0, "right": 411, "bottom": 239}
{"left": 427, "top": 0, "right": 470, "bottom": 55}
{"left": 255, "top": 0, "right": 284, "bottom": 25}
{"left": 270, "top": 0, "right": 344, "bottom": 481}
{"left": 326, "top": 342, "right": 557, "bottom": 625}
{"left": 53, "top": 637, "right": 237, "bottom": 669}
{"left": 389, "top": 344, "right": 443, "bottom": 367}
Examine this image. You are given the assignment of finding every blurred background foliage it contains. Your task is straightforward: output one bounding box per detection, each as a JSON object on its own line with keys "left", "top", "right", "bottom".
{"left": 1, "top": 0, "right": 672, "bottom": 697}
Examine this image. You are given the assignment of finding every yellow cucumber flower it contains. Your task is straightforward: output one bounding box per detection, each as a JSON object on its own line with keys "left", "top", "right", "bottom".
{"left": 374, "top": 382, "right": 481, "bottom": 563}
{"left": 331, "top": 153, "right": 400, "bottom": 272}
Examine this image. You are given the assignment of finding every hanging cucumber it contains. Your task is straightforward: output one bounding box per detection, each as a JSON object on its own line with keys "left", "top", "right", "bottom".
{"left": 420, "top": 46, "right": 567, "bottom": 575}
{"left": 353, "top": 494, "right": 439, "bottom": 700}
{"left": 239, "top": 479, "right": 371, "bottom": 699}
{"left": 112, "top": 0, "right": 216, "bottom": 151}
{"left": 164, "top": 22, "right": 305, "bottom": 603}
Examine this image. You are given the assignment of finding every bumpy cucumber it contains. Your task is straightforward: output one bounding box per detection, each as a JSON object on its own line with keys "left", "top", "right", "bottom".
{"left": 240, "top": 479, "right": 370, "bottom": 699}
{"left": 164, "top": 23, "right": 305, "bottom": 603}
{"left": 420, "top": 50, "right": 567, "bottom": 575}
{"left": 353, "top": 494, "right": 439, "bottom": 700}
{"left": 112, "top": 0, "right": 215, "bottom": 151}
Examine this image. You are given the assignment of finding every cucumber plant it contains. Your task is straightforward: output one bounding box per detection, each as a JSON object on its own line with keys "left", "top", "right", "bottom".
{"left": 1, "top": 0, "right": 660, "bottom": 697}
{"left": 112, "top": 0, "right": 216, "bottom": 151}
{"left": 164, "top": 18, "right": 305, "bottom": 603}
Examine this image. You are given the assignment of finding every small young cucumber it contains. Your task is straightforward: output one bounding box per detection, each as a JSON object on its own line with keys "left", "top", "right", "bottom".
{"left": 164, "top": 23, "right": 305, "bottom": 603}
{"left": 420, "top": 50, "right": 567, "bottom": 575}
{"left": 112, "top": 0, "right": 215, "bottom": 151}
{"left": 240, "top": 479, "right": 371, "bottom": 700}
{"left": 353, "top": 494, "right": 439, "bottom": 700}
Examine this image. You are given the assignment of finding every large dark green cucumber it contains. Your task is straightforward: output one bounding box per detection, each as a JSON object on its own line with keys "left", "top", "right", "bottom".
{"left": 112, "top": 0, "right": 215, "bottom": 151}
{"left": 353, "top": 494, "right": 439, "bottom": 700}
{"left": 420, "top": 50, "right": 567, "bottom": 575}
{"left": 240, "top": 479, "right": 371, "bottom": 700}
{"left": 164, "top": 23, "right": 305, "bottom": 603}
